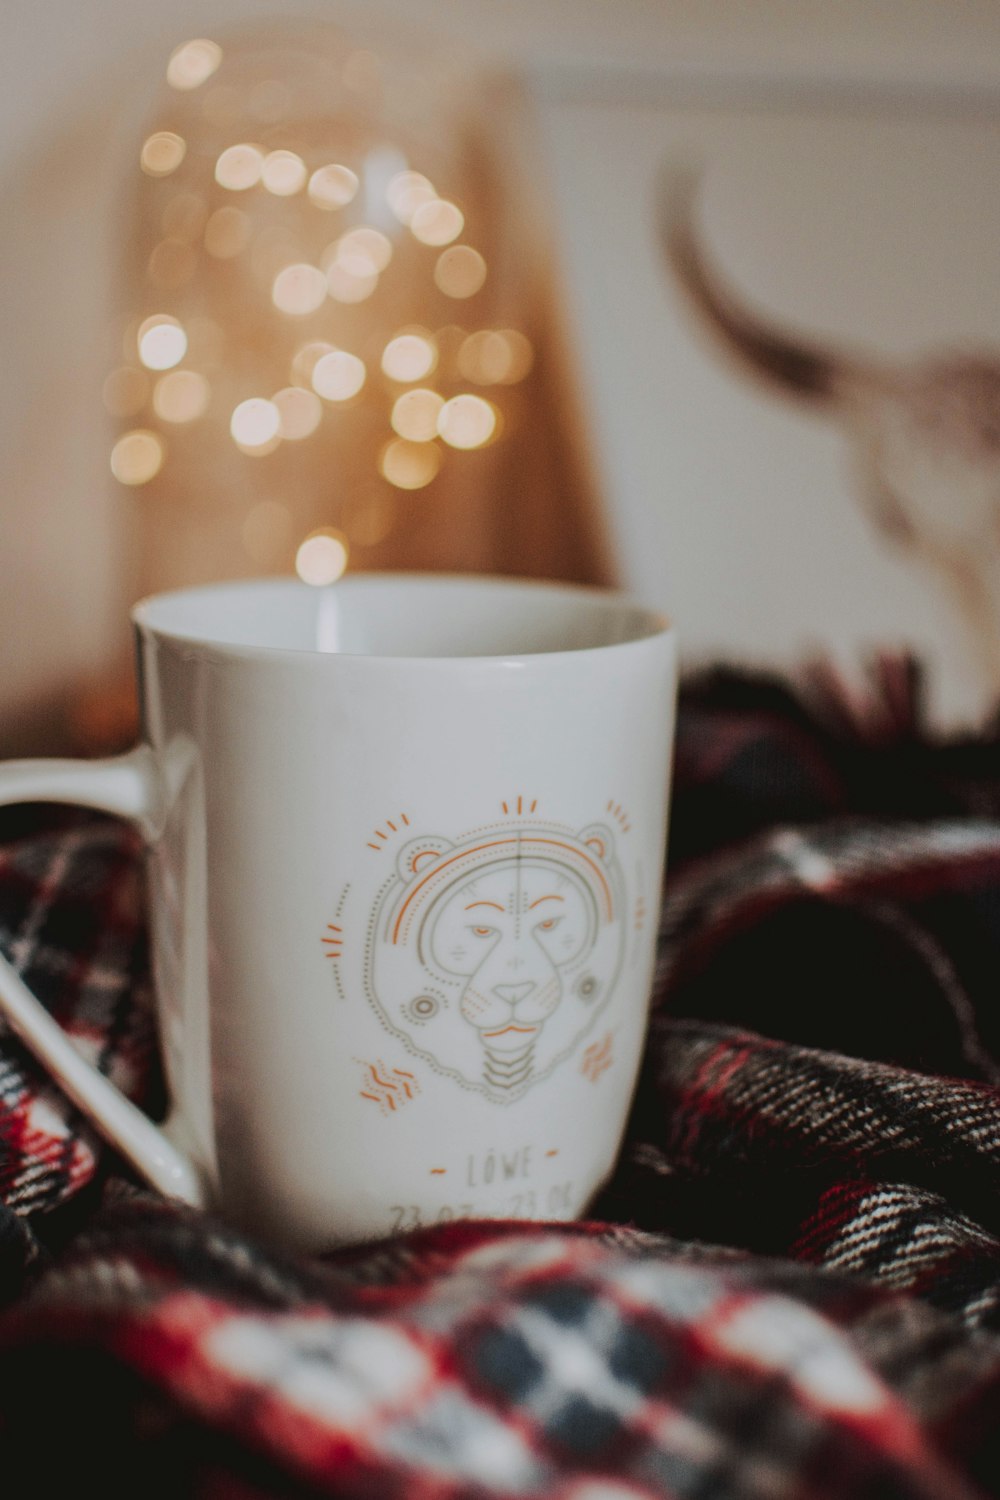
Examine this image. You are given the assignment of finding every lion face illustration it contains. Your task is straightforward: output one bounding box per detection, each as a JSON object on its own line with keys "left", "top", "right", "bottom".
{"left": 365, "top": 821, "right": 626, "bottom": 1099}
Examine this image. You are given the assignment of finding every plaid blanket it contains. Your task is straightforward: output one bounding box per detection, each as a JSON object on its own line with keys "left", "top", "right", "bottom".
{"left": 2, "top": 659, "right": 1000, "bottom": 1498}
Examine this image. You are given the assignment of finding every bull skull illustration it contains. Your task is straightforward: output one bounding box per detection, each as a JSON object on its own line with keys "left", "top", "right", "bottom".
{"left": 660, "top": 171, "right": 1000, "bottom": 706}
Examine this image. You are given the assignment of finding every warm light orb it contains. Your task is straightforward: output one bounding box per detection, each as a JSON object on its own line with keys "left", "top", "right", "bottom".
{"left": 167, "top": 39, "right": 222, "bottom": 91}
{"left": 390, "top": 388, "right": 444, "bottom": 442}
{"left": 353, "top": 227, "right": 392, "bottom": 272}
{"left": 153, "top": 370, "right": 210, "bottom": 423}
{"left": 141, "top": 132, "right": 186, "bottom": 177}
{"left": 110, "top": 430, "right": 164, "bottom": 486}
{"left": 102, "top": 367, "right": 148, "bottom": 417}
{"left": 381, "top": 333, "right": 437, "bottom": 383}
{"left": 138, "top": 316, "right": 187, "bottom": 371}
{"left": 230, "top": 398, "right": 281, "bottom": 452}
{"left": 215, "top": 144, "right": 264, "bottom": 191}
{"left": 204, "top": 206, "right": 251, "bottom": 259}
{"left": 296, "top": 529, "right": 349, "bottom": 586}
{"left": 325, "top": 262, "right": 377, "bottom": 304}
{"left": 312, "top": 350, "right": 366, "bottom": 402}
{"left": 386, "top": 170, "right": 435, "bottom": 225}
{"left": 458, "top": 328, "right": 534, "bottom": 385}
{"left": 308, "top": 164, "right": 358, "bottom": 210}
{"left": 434, "top": 246, "right": 487, "bottom": 299}
{"left": 290, "top": 342, "right": 334, "bottom": 387}
{"left": 379, "top": 438, "right": 442, "bottom": 490}
{"left": 437, "top": 393, "right": 497, "bottom": 449}
{"left": 328, "top": 227, "right": 392, "bottom": 278}
{"left": 273, "top": 386, "right": 322, "bottom": 439}
{"left": 410, "top": 199, "right": 464, "bottom": 247}
{"left": 498, "top": 329, "right": 534, "bottom": 383}
{"left": 272, "top": 263, "right": 327, "bottom": 316}
{"left": 261, "top": 150, "right": 307, "bottom": 197}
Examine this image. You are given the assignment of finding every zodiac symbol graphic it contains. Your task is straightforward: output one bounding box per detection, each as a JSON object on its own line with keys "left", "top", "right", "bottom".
{"left": 364, "top": 815, "right": 627, "bottom": 1101}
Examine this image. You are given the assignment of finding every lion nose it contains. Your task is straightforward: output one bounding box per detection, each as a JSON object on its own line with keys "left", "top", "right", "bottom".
{"left": 493, "top": 981, "right": 536, "bottom": 1006}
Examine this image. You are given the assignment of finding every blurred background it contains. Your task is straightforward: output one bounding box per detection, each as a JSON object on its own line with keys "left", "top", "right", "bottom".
{"left": 2, "top": 0, "right": 1000, "bottom": 755}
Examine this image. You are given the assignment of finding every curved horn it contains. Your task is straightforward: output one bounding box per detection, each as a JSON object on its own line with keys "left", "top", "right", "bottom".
{"left": 659, "top": 169, "right": 849, "bottom": 405}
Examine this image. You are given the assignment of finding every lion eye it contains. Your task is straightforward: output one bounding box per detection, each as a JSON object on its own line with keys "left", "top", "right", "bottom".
{"left": 536, "top": 916, "right": 561, "bottom": 932}
{"left": 470, "top": 926, "right": 495, "bottom": 938}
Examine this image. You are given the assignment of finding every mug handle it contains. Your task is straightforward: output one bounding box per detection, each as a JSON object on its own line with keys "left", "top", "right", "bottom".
{"left": 0, "top": 749, "right": 205, "bottom": 1207}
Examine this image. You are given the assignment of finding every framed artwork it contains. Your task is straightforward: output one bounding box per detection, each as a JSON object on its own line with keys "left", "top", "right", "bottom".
{"left": 533, "top": 84, "right": 1000, "bottom": 728}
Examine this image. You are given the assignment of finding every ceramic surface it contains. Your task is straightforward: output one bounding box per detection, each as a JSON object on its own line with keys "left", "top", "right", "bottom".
{"left": 0, "top": 575, "right": 677, "bottom": 1249}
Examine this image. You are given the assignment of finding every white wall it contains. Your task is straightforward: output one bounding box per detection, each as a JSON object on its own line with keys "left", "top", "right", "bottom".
{"left": 2, "top": 1, "right": 999, "bottom": 744}
{"left": 8, "top": 0, "right": 1000, "bottom": 140}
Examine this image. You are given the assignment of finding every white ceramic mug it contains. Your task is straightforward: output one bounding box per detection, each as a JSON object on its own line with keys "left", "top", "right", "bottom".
{"left": 0, "top": 575, "right": 676, "bottom": 1249}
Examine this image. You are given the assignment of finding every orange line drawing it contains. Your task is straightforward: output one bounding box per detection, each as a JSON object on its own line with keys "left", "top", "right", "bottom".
{"left": 530, "top": 799, "right": 537, "bottom": 812}
{"left": 327, "top": 924, "right": 342, "bottom": 933}
{"left": 369, "top": 815, "right": 411, "bottom": 847}
{"left": 430, "top": 1167, "right": 447, "bottom": 1175}
{"left": 502, "top": 801, "right": 509, "bottom": 813}
{"left": 367, "top": 843, "right": 381, "bottom": 851}
{"left": 466, "top": 900, "right": 505, "bottom": 912}
{"left": 392, "top": 836, "right": 613, "bottom": 942}
{"left": 529, "top": 895, "right": 564, "bottom": 909}
{"left": 581, "top": 1033, "right": 613, "bottom": 1083}
{"left": 394, "top": 1070, "right": 416, "bottom": 1099}
{"left": 607, "top": 801, "right": 632, "bottom": 828}
{"left": 545, "top": 1149, "right": 559, "bottom": 1158}
{"left": 358, "top": 1059, "right": 422, "bottom": 1115}
{"left": 517, "top": 795, "right": 523, "bottom": 814}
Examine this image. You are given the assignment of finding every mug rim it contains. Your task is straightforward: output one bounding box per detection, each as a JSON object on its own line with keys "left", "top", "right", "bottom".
{"left": 131, "top": 573, "right": 673, "bottom": 666}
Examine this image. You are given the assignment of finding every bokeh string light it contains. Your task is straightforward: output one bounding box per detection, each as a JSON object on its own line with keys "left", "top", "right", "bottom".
{"left": 109, "top": 32, "right": 534, "bottom": 591}
{"left": 137, "top": 315, "right": 187, "bottom": 370}
{"left": 111, "top": 430, "right": 165, "bottom": 485}
{"left": 381, "top": 333, "right": 437, "bottom": 382}
{"left": 153, "top": 369, "right": 210, "bottom": 423}
{"left": 295, "top": 527, "right": 349, "bottom": 585}
{"left": 166, "top": 39, "right": 223, "bottom": 92}
{"left": 312, "top": 349, "right": 366, "bottom": 402}
{"left": 141, "top": 132, "right": 187, "bottom": 177}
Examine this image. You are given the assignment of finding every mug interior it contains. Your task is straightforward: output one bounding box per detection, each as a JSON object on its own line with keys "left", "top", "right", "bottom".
{"left": 133, "top": 575, "right": 669, "bottom": 659}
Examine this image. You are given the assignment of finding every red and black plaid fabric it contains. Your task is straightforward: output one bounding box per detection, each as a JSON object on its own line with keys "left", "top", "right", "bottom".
{"left": 2, "top": 660, "right": 1000, "bottom": 1498}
